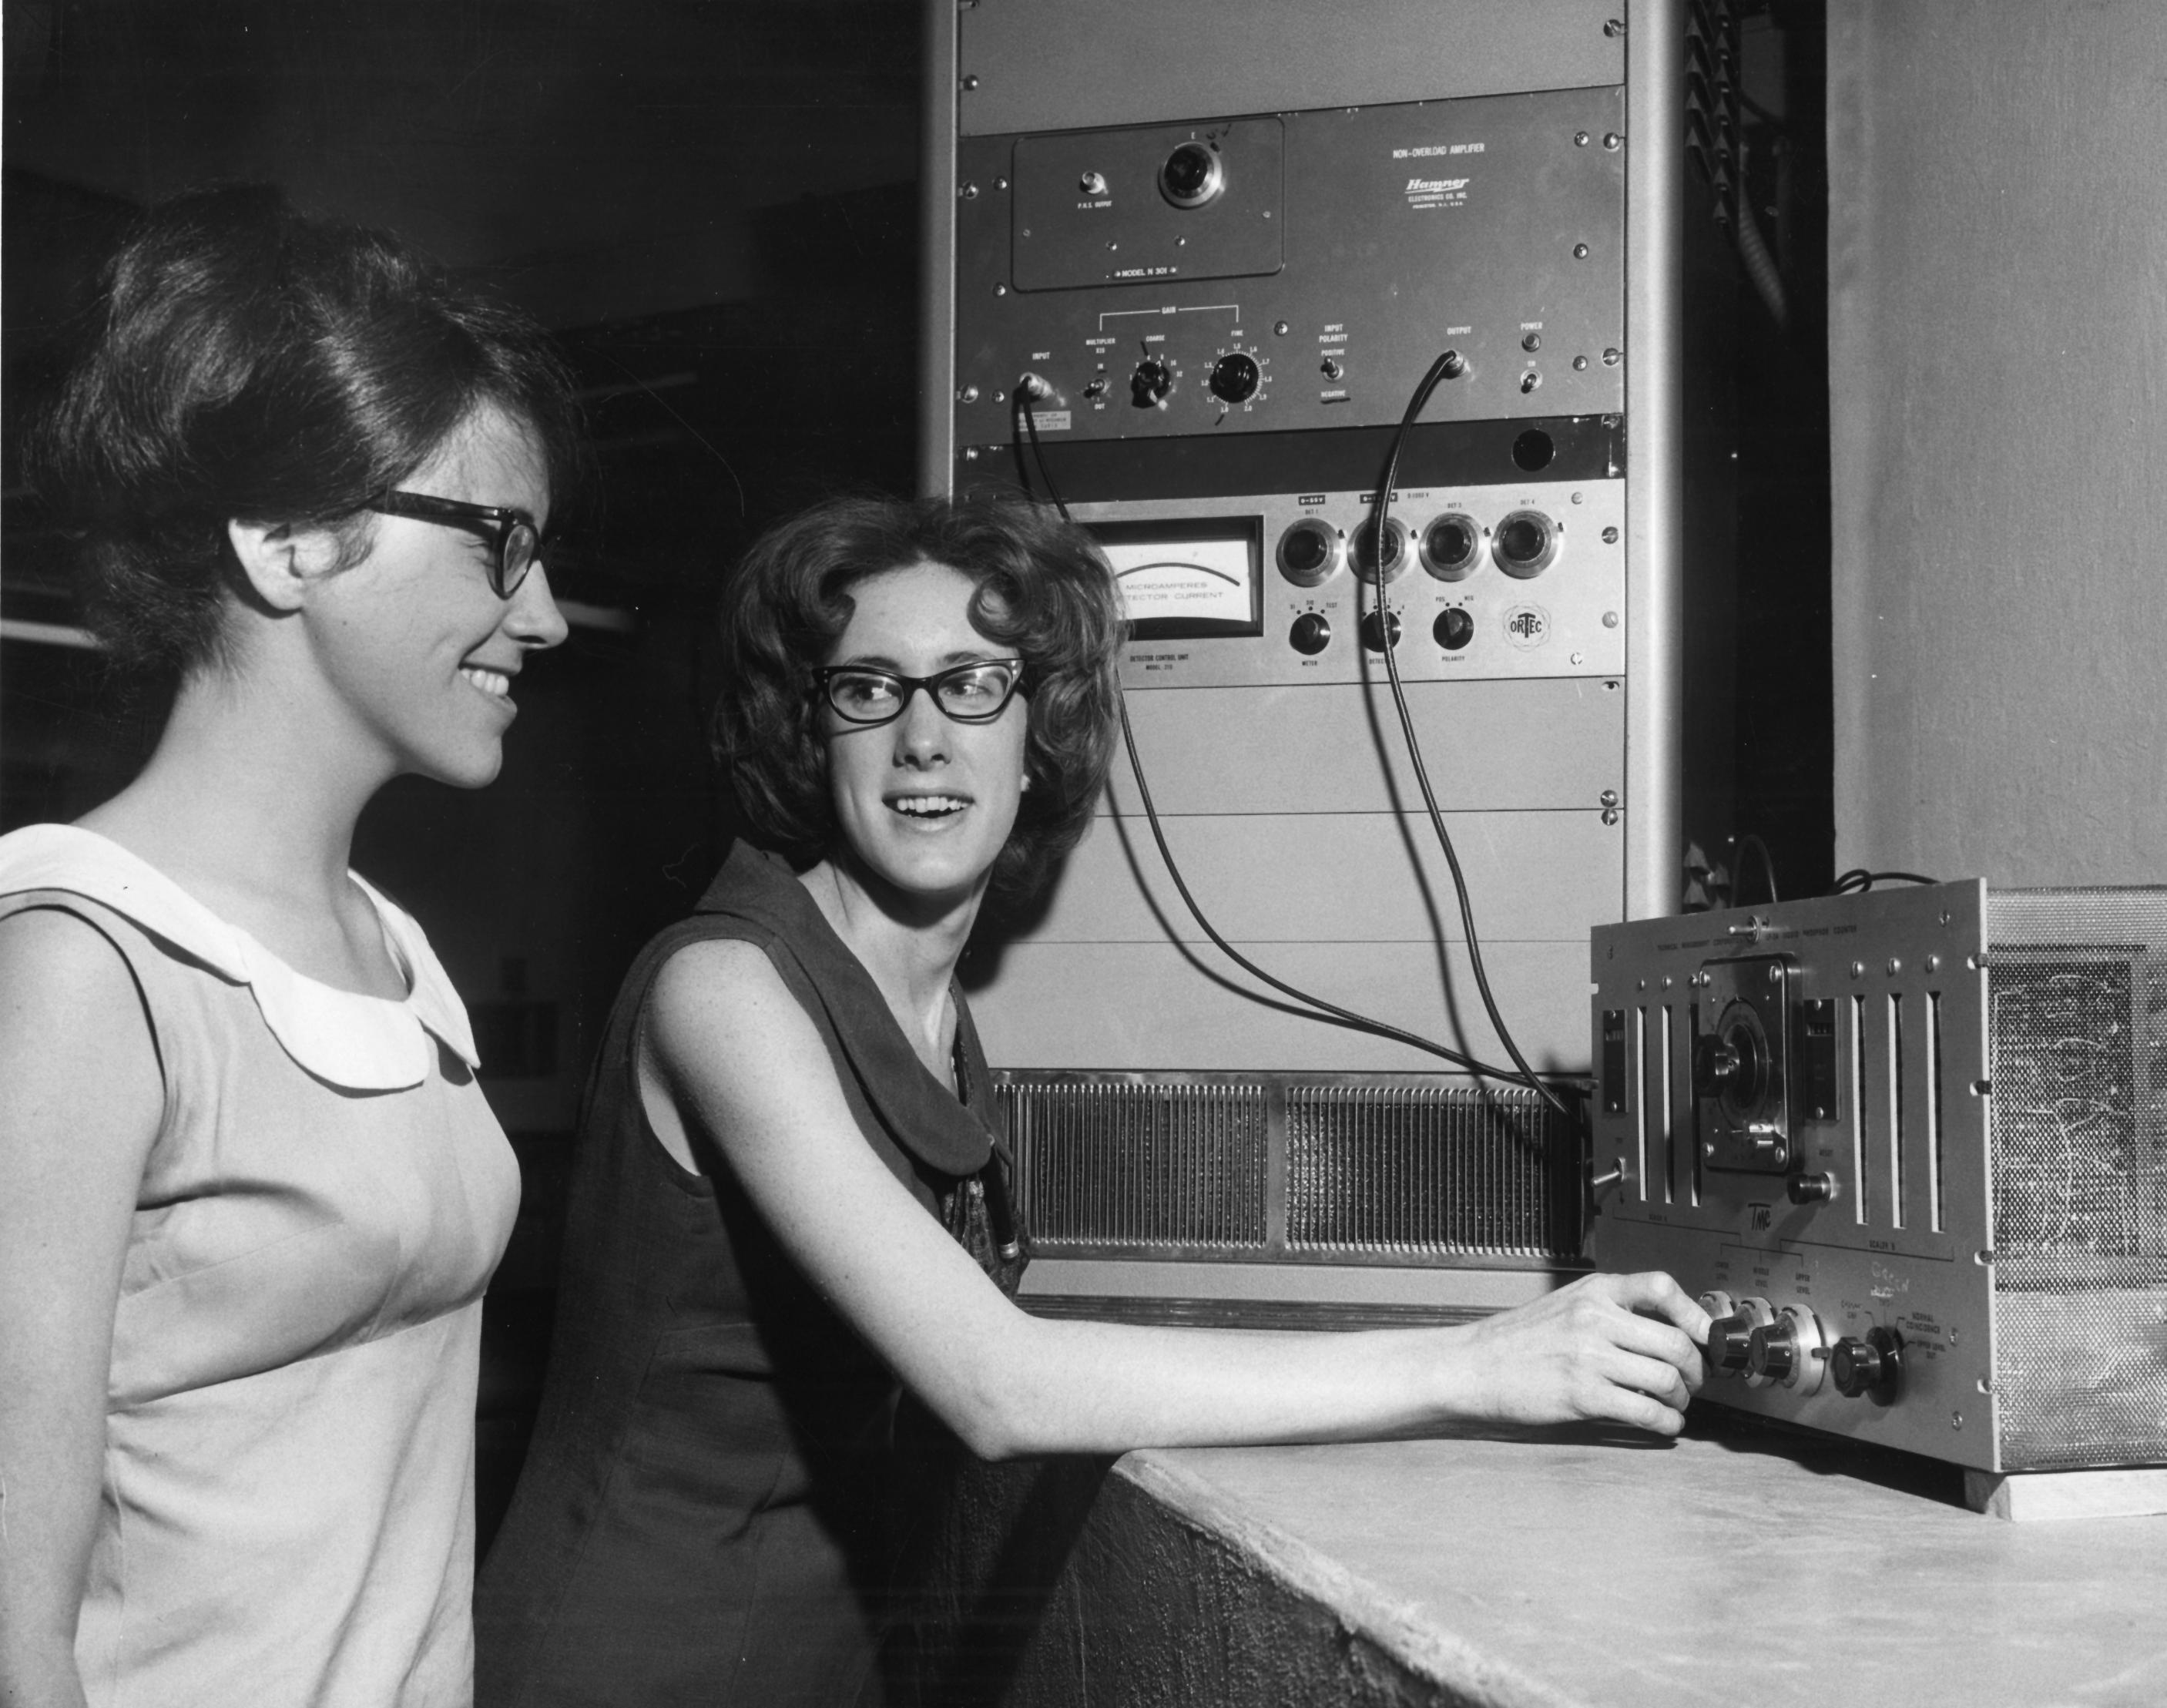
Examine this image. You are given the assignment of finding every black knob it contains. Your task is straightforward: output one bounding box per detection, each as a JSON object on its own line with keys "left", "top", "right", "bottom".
{"left": 1705, "top": 1313, "right": 1754, "bottom": 1374}
{"left": 1746, "top": 1322, "right": 1796, "bottom": 1383}
{"left": 1289, "top": 612, "right": 1331, "bottom": 656}
{"left": 1130, "top": 356, "right": 1174, "bottom": 408}
{"left": 1358, "top": 610, "right": 1403, "bottom": 652}
{"left": 1209, "top": 352, "right": 1260, "bottom": 404}
{"left": 1830, "top": 1329, "right": 1902, "bottom": 1402}
{"left": 1434, "top": 608, "right": 1474, "bottom": 651}
{"left": 1787, "top": 1172, "right": 1838, "bottom": 1205}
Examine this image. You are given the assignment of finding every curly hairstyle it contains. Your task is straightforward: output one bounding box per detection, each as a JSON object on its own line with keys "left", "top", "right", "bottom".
{"left": 712, "top": 492, "right": 1125, "bottom": 914}
{"left": 24, "top": 183, "right": 582, "bottom": 684}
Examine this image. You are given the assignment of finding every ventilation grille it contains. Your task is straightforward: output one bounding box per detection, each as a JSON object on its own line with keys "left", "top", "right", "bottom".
{"left": 1287, "top": 1083, "right": 1575, "bottom": 1257}
{"left": 1987, "top": 889, "right": 2167, "bottom": 1470}
{"left": 1003, "top": 1078, "right": 1268, "bottom": 1251}
{"left": 999, "top": 1073, "right": 1581, "bottom": 1263}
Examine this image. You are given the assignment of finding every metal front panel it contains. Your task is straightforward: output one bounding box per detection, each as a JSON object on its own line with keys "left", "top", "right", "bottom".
{"left": 971, "top": 938, "right": 1592, "bottom": 1073}
{"left": 1589, "top": 884, "right": 2167, "bottom": 1472}
{"left": 1063, "top": 483, "right": 1627, "bottom": 689}
{"left": 1588, "top": 884, "right": 2000, "bottom": 1468}
{"left": 954, "top": 91, "right": 1625, "bottom": 445}
{"left": 956, "top": 0, "right": 1623, "bottom": 136}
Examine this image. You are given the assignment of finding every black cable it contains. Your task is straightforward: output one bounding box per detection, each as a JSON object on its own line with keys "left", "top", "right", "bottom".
{"left": 1364, "top": 354, "right": 1573, "bottom": 1121}
{"left": 1733, "top": 833, "right": 1780, "bottom": 905}
{"left": 1831, "top": 868, "right": 1938, "bottom": 896}
{"left": 1014, "top": 383, "right": 1069, "bottom": 517}
{"left": 1007, "top": 372, "right": 1547, "bottom": 1093}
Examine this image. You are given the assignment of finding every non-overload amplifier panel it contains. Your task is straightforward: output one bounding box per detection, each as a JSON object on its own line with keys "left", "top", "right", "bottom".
{"left": 950, "top": 88, "right": 1625, "bottom": 452}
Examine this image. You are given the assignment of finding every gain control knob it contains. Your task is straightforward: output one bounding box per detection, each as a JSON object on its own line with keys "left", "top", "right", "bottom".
{"left": 1289, "top": 612, "right": 1331, "bottom": 656}
{"left": 1209, "top": 351, "right": 1261, "bottom": 404}
{"left": 1358, "top": 610, "right": 1403, "bottom": 652}
{"left": 1130, "top": 356, "right": 1175, "bottom": 408}
{"left": 1434, "top": 607, "right": 1474, "bottom": 651}
{"left": 1829, "top": 1328, "right": 1903, "bottom": 1404}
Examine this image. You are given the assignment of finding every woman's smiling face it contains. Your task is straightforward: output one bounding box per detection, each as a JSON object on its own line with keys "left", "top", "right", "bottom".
{"left": 822, "top": 559, "right": 1028, "bottom": 909}
{"left": 303, "top": 402, "right": 566, "bottom": 790}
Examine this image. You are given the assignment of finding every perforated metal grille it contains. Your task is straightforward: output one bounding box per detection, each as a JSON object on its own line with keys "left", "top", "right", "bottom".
{"left": 1286, "top": 1084, "right": 1575, "bottom": 1257}
{"left": 1002, "top": 1079, "right": 1268, "bottom": 1250}
{"left": 1988, "top": 890, "right": 2167, "bottom": 1470}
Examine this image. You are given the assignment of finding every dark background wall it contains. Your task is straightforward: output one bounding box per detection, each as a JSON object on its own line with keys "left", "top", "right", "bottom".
{"left": 1, "top": 0, "right": 1833, "bottom": 1545}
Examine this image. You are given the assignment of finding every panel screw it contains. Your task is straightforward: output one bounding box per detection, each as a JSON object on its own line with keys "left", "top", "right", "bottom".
{"left": 1603, "top": 133, "right": 1623, "bottom": 151}
{"left": 1887, "top": 958, "right": 1902, "bottom": 975}
{"left": 961, "top": 73, "right": 980, "bottom": 90}
{"left": 957, "top": 385, "right": 979, "bottom": 403}
{"left": 1575, "top": 131, "right": 1592, "bottom": 146}
{"left": 1949, "top": 1327, "right": 1960, "bottom": 1344}
{"left": 1274, "top": 320, "right": 1290, "bottom": 334}
{"left": 1602, "top": 807, "right": 1620, "bottom": 827}
{"left": 959, "top": 182, "right": 978, "bottom": 200}
{"left": 1850, "top": 961, "right": 1864, "bottom": 978}
{"left": 992, "top": 390, "right": 1005, "bottom": 403}
{"left": 1573, "top": 354, "right": 1589, "bottom": 371}
{"left": 995, "top": 176, "right": 1009, "bottom": 191}
{"left": 1573, "top": 243, "right": 1591, "bottom": 259}
{"left": 1600, "top": 789, "right": 1620, "bottom": 807}
{"left": 1769, "top": 964, "right": 1783, "bottom": 984}
{"left": 1951, "top": 1411, "right": 1964, "bottom": 1429}
{"left": 1975, "top": 1249, "right": 1994, "bottom": 1265}
{"left": 1602, "top": 525, "right": 1619, "bottom": 543}
{"left": 1704, "top": 1142, "right": 1717, "bottom": 1157}
{"left": 1924, "top": 954, "right": 1940, "bottom": 972}
{"left": 1604, "top": 18, "right": 1625, "bottom": 36}
{"left": 992, "top": 283, "right": 1008, "bottom": 296}
{"left": 1602, "top": 347, "right": 1622, "bottom": 366}
{"left": 1602, "top": 610, "right": 1619, "bottom": 627}
{"left": 963, "top": 446, "right": 981, "bottom": 461}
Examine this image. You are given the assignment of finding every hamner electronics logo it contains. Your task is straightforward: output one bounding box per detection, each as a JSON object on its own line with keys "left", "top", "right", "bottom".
{"left": 1406, "top": 176, "right": 1471, "bottom": 193}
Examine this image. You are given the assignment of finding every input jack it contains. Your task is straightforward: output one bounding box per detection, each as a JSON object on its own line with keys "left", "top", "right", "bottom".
{"left": 1491, "top": 508, "right": 1560, "bottom": 579}
{"left": 1419, "top": 511, "right": 1482, "bottom": 582}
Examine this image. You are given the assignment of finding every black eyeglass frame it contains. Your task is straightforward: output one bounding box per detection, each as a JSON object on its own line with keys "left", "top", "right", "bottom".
{"left": 810, "top": 659, "right": 1029, "bottom": 728}
{"left": 366, "top": 489, "right": 542, "bottom": 599}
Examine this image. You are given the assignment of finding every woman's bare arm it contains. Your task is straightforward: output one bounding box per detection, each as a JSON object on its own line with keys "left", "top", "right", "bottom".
{"left": 644, "top": 941, "right": 1709, "bottom": 1462}
{"left": 0, "top": 913, "right": 164, "bottom": 1708}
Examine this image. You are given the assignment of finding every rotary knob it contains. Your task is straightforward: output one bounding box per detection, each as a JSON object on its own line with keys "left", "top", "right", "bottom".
{"left": 1289, "top": 612, "right": 1331, "bottom": 655}
{"left": 1209, "top": 352, "right": 1261, "bottom": 404}
{"left": 1705, "top": 1313, "right": 1756, "bottom": 1375}
{"left": 1746, "top": 1322, "right": 1797, "bottom": 1384}
{"left": 1129, "top": 356, "right": 1175, "bottom": 408}
{"left": 1434, "top": 607, "right": 1474, "bottom": 651}
{"left": 1830, "top": 1328, "right": 1902, "bottom": 1403}
{"left": 1358, "top": 610, "right": 1403, "bottom": 652}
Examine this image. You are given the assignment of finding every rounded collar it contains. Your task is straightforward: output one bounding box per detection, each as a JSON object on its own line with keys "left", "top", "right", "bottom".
{"left": 0, "top": 822, "right": 478, "bottom": 1091}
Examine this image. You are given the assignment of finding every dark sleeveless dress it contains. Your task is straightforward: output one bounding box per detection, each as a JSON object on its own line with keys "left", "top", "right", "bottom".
{"left": 474, "top": 843, "right": 1019, "bottom": 1707}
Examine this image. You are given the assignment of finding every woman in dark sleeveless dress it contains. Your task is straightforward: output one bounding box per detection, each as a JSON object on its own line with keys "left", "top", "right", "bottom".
{"left": 475, "top": 493, "right": 1709, "bottom": 1706}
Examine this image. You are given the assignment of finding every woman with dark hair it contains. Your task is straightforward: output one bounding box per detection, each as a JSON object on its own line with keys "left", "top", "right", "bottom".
{"left": 475, "top": 491, "right": 1709, "bottom": 1707}
{"left": 0, "top": 185, "right": 579, "bottom": 1708}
